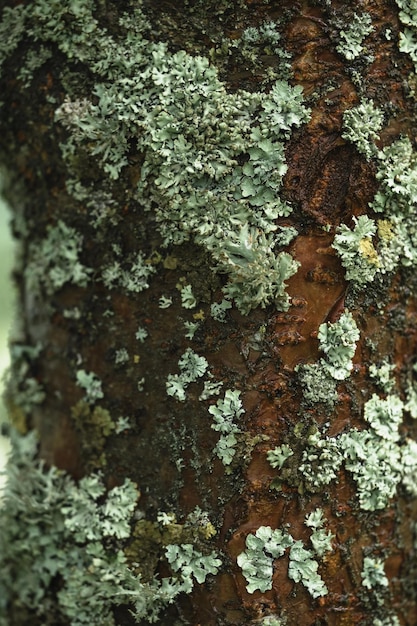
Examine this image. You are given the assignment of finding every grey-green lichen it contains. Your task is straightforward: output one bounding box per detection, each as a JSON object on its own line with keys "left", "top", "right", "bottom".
{"left": 334, "top": 136, "right": 417, "bottom": 284}
{"left": 267, "top": 443, "right": 294, "bottom": 469}
{"left": 369, "top": 360, "right": 396, "bottom": 393}
{"left": 336, "top": 12, "right": 373, "bottom": 60}
{"left": 0, "top": 0, "right": 310, "bottom": 314}
{"left": 166, "top": 348, "right": 209, "bottom": 402}
{"left": 342, "top": 99, "right": 384, "bottom": 160}
{"left": 237, "top": 511, "right": 333, "bottom": 598}
{"left": 220, "top": 20, "right": 292, "bottom": 88}
{"left": 5, "top": 343, "right": 45, "bottom": 430}
{"left": 76, "top": 369, "right": 104, "bottom": 404}
{"left": 25, "top": 220, "right": 92, "bottom": 297}
{"left": 397, "top": 0, "right": 417, "bottom": 69}
{"left": 295, "top": 388, "right": 417, "bottom": 510}
{"left": 0, "top": 431, "right": 222, "bottom": 625}
{"left": 209, "top": 389, "right": 244, "bottom": 465}
{"left": 296, "top": 310, "right": 359, "bottom": 407}
{"left": 362, "top": 556, "right": 389, "bottom": 590}
{"left": 317, "top": 310, "right": 360, "bottom": 380}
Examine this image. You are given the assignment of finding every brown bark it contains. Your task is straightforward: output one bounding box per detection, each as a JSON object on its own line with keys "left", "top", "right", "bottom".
{"left": 1, "top": 1, "right": 417, "bottom": 624}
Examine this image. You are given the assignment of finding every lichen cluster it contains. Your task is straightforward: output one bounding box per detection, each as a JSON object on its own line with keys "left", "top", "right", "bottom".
{"left": 237, "top": 509, "right": 333, "bottom": 598}
{"left": 0, "top": 432, "right": 221, "bottom": 625}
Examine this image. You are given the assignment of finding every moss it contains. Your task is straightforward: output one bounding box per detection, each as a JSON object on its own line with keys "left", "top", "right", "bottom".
{"left": 71, "top": 400, "right": 115, "bottom": 470}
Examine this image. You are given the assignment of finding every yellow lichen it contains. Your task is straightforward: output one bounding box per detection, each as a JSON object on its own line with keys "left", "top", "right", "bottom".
{"left": 358, "top": 237, "right": 380, "bottom": 265}
{"left": 377, "top": 219, "right": 395, "bottom": 241}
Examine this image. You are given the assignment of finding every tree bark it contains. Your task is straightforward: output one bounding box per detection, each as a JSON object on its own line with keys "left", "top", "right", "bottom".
{"left": 0, "top": 1, "right": 417, "bottom": 625}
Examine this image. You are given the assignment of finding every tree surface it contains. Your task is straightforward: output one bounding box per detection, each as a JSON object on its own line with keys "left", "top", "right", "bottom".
{"left": 0, "top": 1, "right": 417, "bottom": 625}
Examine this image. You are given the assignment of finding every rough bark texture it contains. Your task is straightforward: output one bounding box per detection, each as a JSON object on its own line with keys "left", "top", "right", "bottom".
{"left": 0, "top": 1, "right": 417, "bottom": 625}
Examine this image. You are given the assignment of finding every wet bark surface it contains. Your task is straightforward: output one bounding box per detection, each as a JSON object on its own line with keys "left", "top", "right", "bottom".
{"left": 1, "top": 1, "right": 417, "bottom": 624}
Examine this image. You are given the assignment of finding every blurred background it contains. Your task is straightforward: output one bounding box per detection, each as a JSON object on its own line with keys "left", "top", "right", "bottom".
{"left": 0, "top": 193, "right": 15, "bottom": 486}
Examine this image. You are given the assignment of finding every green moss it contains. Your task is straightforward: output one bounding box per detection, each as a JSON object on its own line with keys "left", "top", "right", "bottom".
{"left": 71, "top": 400, "right": 115, "bottom": 470}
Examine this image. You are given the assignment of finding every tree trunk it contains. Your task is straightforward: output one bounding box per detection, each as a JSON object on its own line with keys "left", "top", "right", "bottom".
{"left": 0, "top": 1, "right": 417, "bottom": 624}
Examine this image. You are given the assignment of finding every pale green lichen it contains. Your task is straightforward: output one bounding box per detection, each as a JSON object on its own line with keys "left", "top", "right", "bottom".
{"left": 135, "top": 326, "right": 148, "bottom": 342}
{"left": 342, "top": 99, "right": 384, "bottom": 160}
{"left": 0, "top": 432, "right": 224, "bottom": 625}
{"left": 166, "top": 348, "right": 209, "bottom": 402}
{"left": 183, "top": 320, "right": 200, "bottom": 339}
{"left": 305, "top": 508, "right": 334, "bottom": 557}
{"left": 369, "top": 361, "right": 396, "bottom": 393}
{"left": 224, "top": 20, "right": 292, "bottom": 87}
{"left": 6, "top": 344, "right": 46, "bottom": 426}
{"left": 363, "top": 394, "right": 404, "bottom": 441}
{"left": 218, "top": 225, "right": 299, "bottom": 314}
{"left": 180, "top": 284, "right": 197, "bottom": 309}
{"left": 158, "top": 295, "right": 173, "bottom": 308}
{"left": 101, "top": 251, "right": 155, "bottom": 294}
{"left": 0, "top": 431, "right": 189, "bottom": 625}
{"left": 258, "top": 617, "right": 284, "bottom": 626}
{"left": 296, "top": 310, "right": 359, "bottom": 406}
{"left": 267, "top": 444, "right": 294, "bottom": 469}
{"left": 405, "top": 363, "right": 417, "bottom": 418}
{"left": 336, "top": 12, "right": 373, "bottom": 60}
{"left": 210, "top": 299, "right": 232, "bottom": 322}
{"left": 297, "top": 389, "right": 417, "bottom": 510}
{"left": 25, "top": 220, "right": 92, "bottom": 297}
{"left": 296, "top": 363, "right": 338, "bottom": 407}
{"left": 339, "top": 429, "right": 403, "bottom": 511}
{"left": 361, "top": 556, "right": 389, "bottom": 589}
{"left": 115, "top": 348, "right": 129, "bottom": 365}
{"left": 373, "top": 617, "right": 401, "bottom": 626}
{"left": 237, "top": 526, "right": 293, "bottom": 593}
{"left": 199, "top": 378, "right": 223, "bottom": 401}
{"left": 0, "top": 5, "right": 26, "bottom": 74}
{"left": 237, "top": 516, "right": 332, "bottom": 598}
{"left": 0, "top": 0, "right": 311, "bottom": 313}
{"left": 115, "top": 416, "right": 131, "bottom": 433}
{"left": 401, "top": 438, "right": 417, "bottom": 496}
{"left": 332, "top": 215, "right": 380, "bottom": 285}
{"left": 165, "top": 543, "right": 221, "bottom": 591}
{"left": 76, "top": 369, "right": 104, "bottom": 404}
{"left": 317, "top": 310, "right": 360, "bottom": 381}
{"left": 299, "top": 431, "right": 344, "bottom": 490}
{"left": 209, "top": 389, "right": 244, "bottom": 465}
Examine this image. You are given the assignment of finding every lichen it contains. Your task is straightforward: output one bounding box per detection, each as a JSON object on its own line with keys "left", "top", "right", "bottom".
{"left": 25, "top": 220, "right": 92, "bottom": 297}
{"left": 342, "top": 99, "right": 384, "bottom": 160}
{"left": 166, "top": 348, "right": 209, "bottom": 402}
{"left": 336, "top": 12, "right": 373, "bottom": 60}
{"left": 0, "top": 431, "right": 223, "bottom": 625}
{"left": 76, "top": 369, "right": 104, "bottom": 404}
{"left": 0, "top": 0, "right": 311, "bottom": 314}
{"left": 317, "top": 310, "right": 360, "bottom": 381}
{"left": 237, "top": 515, "right": 333, "bottom": 598}
{"left": 209, "top": 389, "right": 244, "bottom": 465}
{"left": 266, "top": 444, "right": 294, "bottom": 469}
